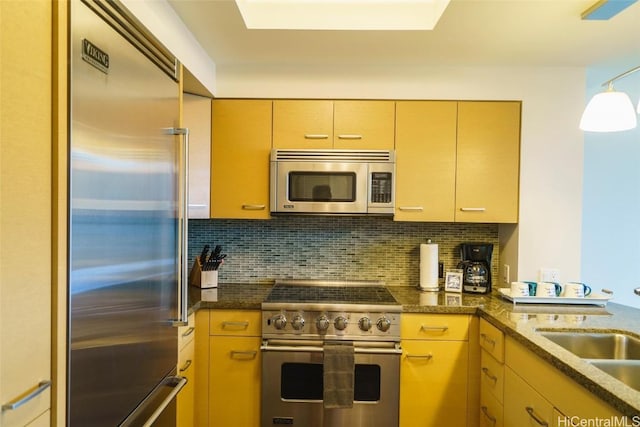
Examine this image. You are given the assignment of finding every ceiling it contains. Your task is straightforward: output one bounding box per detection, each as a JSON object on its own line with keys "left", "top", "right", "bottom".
{"left": 168, "top": 0, "right": 640, "bottom": 69}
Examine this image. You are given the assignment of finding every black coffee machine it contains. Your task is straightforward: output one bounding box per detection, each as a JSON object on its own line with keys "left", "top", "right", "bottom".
{"left": 457, "top": 243, "right": 493, "bottom": 294}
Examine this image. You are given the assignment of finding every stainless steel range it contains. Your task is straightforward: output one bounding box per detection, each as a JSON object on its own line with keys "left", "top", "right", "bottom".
{"left": 261, "top": 280, "right": 402, "bottom": 427}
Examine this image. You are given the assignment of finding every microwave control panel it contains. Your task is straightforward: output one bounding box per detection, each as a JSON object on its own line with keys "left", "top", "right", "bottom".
{"left": 370, "top": 172, "right": 392, "bottom": 204}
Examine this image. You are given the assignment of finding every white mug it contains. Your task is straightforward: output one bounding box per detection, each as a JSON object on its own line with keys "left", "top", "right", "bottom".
{"left": 563, "top": 282, "right": 592, "bottom": 298}
{"left": 510, "top": 281, "right": 534, "bottom": 297}
{"left": 535, "top": 282, "right": 562, "bottom": 297}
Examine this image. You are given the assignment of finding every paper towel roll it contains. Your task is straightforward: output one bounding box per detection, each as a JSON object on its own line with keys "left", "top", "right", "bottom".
{"left": 420, "top": 243, "right": 439, "bottom": 290}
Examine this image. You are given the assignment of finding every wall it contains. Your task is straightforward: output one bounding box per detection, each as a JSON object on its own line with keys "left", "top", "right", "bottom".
{"left": 189, "top": 217, "right": 499, "bottom": 287}
{"left": 582, "top": 58, "right": 640, "bottom": 308}
{"left": 213, "top": 64, "right": 586, "bottom": 284}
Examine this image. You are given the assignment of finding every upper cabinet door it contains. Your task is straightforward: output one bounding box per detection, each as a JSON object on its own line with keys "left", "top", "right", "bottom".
{"left": 455, "top": 101, "right": 521, "bottom": 223}
{"left": 333, "top": 100, "right": 395, "bottom": 149}
{"left": 394, "top": 101, "right": 457, "bottom": 222}
{"left": 211, "top": 99, "right": 272, "bottom": 219}
{"left": 273, "top": 100, "right": 395, "bottom": 150}
{"left": 273, "top": 100, "right": 333, "bottom": 149}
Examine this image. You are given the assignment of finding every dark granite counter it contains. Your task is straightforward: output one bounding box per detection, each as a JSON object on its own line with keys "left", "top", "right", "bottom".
{"left": 188, "top": 282, "right": 273, "bottom": 312}
{"left": 478, "top": 295, "right": 640, "bottom": 417}
{"left": 189, "top": 282, "right": 640, "bottom": 416}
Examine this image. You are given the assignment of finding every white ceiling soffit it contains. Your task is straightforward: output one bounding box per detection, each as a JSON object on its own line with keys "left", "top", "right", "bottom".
{"left": 234, "top": 0, "right": 452, "bottom": 30}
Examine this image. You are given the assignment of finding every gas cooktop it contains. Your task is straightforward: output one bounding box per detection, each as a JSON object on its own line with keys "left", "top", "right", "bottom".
{"left": 263, "top": 279, "right": 399, "bottom": 310}
{"left": 264, "top": 279, "right": 399, "bottom": 306}
{"left": 262, "top": 279, "right": 402, "bottom": 341}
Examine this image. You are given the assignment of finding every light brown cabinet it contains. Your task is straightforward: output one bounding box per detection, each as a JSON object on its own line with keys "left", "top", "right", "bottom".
{"left": 505, "top": 336, "right": 624, "bottom": 425}
{"left": 177, "top": 313, "right": 196, "bottom": 426}
{"left": 1, "top": 1, "right": 53, "bottom": 426}
{"left": 194, "top": 309, "right": 262, "bottom": 427}
{"left": 455, "top": 101, "right": 521, "bottom": 223}
{"left": 273, "top": 100, "right": 395, "bottom": 150}
{"left": 504, "top": 366, "right": 554, "bottom": 427}
{"left": 479, "top": 319, "right": 505, "bottom": 427}
{"left": 211, "top": 99, "right": 272, "bottom": 219}
{"left": 400, "top": 314, "right": 471, "bottom": 427}
{"left": 395, "top": 101, "right": 457, "bottom": 221}
{"left": 395, "top": 101, "right": 521, "bottom": 223}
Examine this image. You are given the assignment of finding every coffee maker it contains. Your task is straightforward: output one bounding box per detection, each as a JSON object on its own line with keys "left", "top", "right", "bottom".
{"left": 457, "top": 243, "right": 493, "bottom": 294}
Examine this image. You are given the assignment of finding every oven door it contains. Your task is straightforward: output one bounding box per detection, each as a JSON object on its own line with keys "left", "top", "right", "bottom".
{"left": 261, "top": 340, "right": 400, "bottom": 427}
{"left": 271, "top": 161, "right": 368, "bottom": 214}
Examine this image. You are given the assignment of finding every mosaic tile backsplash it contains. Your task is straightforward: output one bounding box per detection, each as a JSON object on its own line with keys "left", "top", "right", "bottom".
{"left": 188, "top": 217, "right": 499, "bottom": 287}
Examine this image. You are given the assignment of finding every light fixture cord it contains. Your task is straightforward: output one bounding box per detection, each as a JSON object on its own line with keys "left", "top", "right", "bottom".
{"left": 601, "top": 65, "right": 640, "bottom": 88}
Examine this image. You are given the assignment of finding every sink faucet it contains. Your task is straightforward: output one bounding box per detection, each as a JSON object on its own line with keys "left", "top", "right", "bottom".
{"left": 635, "top": 287, "right": 640, "bottom": 296}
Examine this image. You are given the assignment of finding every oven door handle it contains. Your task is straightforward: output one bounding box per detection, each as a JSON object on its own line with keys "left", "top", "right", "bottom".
{"left": 260, "top": 342, "right": 403, "bottom": 355}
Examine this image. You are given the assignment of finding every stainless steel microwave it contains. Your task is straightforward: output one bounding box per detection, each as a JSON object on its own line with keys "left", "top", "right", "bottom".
{"left": 270, "top": 149, "right": 395, "bottom": 215}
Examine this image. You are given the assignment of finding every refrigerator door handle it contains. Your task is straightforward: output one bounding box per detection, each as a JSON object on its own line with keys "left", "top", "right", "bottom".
{"left": 141, "top": 376, "right": 187, "bottom": 427}
{"left": 166, "top": 127, "right": 190, "bottom": 327}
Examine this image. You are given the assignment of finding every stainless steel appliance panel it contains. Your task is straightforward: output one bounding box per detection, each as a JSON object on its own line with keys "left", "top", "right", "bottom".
{"left": 261, "top": 344, "right": 400, "bottom": 427}
{"left": 68, "top": 2, "right": 181, "bottom": 425}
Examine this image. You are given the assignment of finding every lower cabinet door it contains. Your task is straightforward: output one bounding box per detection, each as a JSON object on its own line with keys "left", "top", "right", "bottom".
{"left": 399, "top": 340, "right": 468, "bottom": 427}
{"left": 504, "top": 367, "right": 554, "bottom": 427}
{"left": 209, "top": 336, "right": 261, "bottom": 426}
{"left": 177, "top": 338, "right": 196, "bottom": 427}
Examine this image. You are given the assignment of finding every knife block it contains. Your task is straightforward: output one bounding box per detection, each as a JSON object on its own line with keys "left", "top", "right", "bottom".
{"left": 189, "top": 258, "right": 218, "bottom": 289}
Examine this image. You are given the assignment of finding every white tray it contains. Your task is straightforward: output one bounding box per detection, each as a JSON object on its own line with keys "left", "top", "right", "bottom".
{"left": 498, "top": 288, "right": 611, "bottom": 306}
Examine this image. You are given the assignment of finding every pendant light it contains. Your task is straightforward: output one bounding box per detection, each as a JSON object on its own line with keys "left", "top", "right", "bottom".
{"left": 580, "top": 65, "right": 640, "bottom": 132}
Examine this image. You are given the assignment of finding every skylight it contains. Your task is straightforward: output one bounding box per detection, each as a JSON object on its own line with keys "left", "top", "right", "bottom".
{"left": 234, "top": 0, "right": 451, "bottom": 31}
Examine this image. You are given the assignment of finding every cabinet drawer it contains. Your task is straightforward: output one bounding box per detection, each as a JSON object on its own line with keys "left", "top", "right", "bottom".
{"left": 479, "top": 318, "right": 504, "bottom": 362}
{"left": 401, "top": 314, "right": 470, "bottom": 341}
{"left": 480, "top": 388, "right": 503, "bottom": 427}
{"left": 210, "top": 310, "right": 261, "bottom": 336}
{"left": 504, "top": 367, "right": 554, "bottom": 427}
{"left": 177, "top": 338, "right": 195, "bottom": 427}
{"left": 505, "top": 336, "right": 622, "bottom": 421}
{"left": 481, "top": 349, "right": 504, "bottom": 404}
{"left": 178, "top": 312, "right": 196, "bottom": 350}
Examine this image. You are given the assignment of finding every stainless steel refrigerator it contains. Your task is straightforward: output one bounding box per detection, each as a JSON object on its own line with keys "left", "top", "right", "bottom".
{"left": 68, "top": 1, "right": 189, "bottom": 425}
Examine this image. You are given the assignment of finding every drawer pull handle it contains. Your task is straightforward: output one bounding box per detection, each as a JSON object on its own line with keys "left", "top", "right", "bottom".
{"left": 420, "top": 325, "right": 449, "bottom": 332}
{"left": 337, "top": 134, "right": 363, "bottom": 140}
{"left": 460, "top": 207, "right": 486, "bottom": 212}
{"left": 398, "top": 206, "right": 424, "bottom": 212}
{"left": 222, "top": 321, "right": 250, "bottom": 330}
{"left": 2, "top": 380, "right": 51, "bottom": 411}
{"left": 179, "top": 359, "right": 192, "bottom": 373}
{"left": 181, "top": 327, "right": 195, "bottom": 338}
{"left": 405, "top": 353, "right": 433, "bottom": 360}
{"left": 481, "top": 367, "right": 498, "bottom": 383}
{"left": 241, "top": 204, "right": 266, "bottom": 210}
{"left": 304, "top": 134, "right": 329, "bottom": 140}
{"left": 481, "top": 406, "right": 497, "bottom": 426}
{"left": 480, "top": 333, "right": 496, "bottom": 347}
{"left": 525, "top": 407, "right": 549, "bottom": 426}
{"left": 231, "top": 350, "right": 258, "bottom": 360}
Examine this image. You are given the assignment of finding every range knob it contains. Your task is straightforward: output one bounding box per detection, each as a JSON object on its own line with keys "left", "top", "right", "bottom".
{"left": 316, "top": 315, "right": 330, "bottom": 332}
{"left": 376, "top": 316, "right": 391, "bottom": 332}
{"left": 334, "top": 316, "right": 348, "bottom": 331}
{"left": 272, "top": 314, "right": 287, "bottom": 330}
{"left": 358, "top": 317, "right": 372, "bottom": 331}
{"left": 291, "top": 314, "right": 305, "bottom": 330}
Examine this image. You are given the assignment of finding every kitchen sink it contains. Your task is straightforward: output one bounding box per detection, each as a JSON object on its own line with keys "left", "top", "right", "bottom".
{"left": 539, "top": 331, "right": 640, "bottom": 360}
{"left": 588, "top": 360, "right": 640, "bottom": 391}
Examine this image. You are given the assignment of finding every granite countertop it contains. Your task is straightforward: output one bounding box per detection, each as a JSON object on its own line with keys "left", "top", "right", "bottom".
{"left": 189, "top": 282, "right": 640, "bottom": 417}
